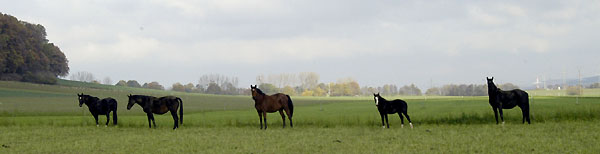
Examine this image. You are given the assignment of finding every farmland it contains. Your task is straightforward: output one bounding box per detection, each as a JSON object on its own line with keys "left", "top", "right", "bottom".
{"left": 1, "top": 80, "right": 599, "bottom": 153}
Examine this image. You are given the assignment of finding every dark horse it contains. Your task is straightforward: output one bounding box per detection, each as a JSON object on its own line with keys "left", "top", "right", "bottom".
{"left": 127, "top": 95, "right": 183, "bottom": 129}
{"left": 77, "top": 93, "right": 118, "bottom": 127}
{"left": 487, "top": 77, "right": 531, "bottom": 124}
{"left": 250, "top": 85, "right": 294, "bottom": 129}
{"left": 373, "top": 93, "right": 413, "bottom": 128}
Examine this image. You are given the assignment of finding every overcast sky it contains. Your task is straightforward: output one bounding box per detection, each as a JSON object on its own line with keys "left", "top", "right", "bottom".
{"left": 2, "top": 0, "right": 600, "bottom": 89}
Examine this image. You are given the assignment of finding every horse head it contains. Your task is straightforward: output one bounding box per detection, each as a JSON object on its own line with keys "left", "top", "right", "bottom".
{"left": 77, "top": 93, "right": 85, "bottom": 107}
{"left": 373, "top": 93, "right": 381, "bottom": 106}
{"left": 250, "top": 85, "right": 263, "bottom": 101}
{"left": 126, "top": 94, "right": 136, "bottom": 110}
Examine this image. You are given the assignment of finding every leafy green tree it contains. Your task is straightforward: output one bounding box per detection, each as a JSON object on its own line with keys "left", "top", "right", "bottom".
{"left": 184, "top": 83, "right": 195, "bottom": 93}
{"left": 115, "top": 80, "right": 127, "bottom": 86}
{"left": 258, "top": 83, "right": 279, "bottom": 94}
{"left": 283, "top": 86, "right": 297, "bottom": 96}
{"left": 126, "top": 80, "right": 141, "bottom": 88}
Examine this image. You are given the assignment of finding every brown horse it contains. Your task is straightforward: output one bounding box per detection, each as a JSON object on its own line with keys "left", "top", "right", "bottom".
{"left": 127, "top": 95, "right": 183, "bottom": 129}
{"left": 250, "top": 85, "right": 294, "bottom": 129}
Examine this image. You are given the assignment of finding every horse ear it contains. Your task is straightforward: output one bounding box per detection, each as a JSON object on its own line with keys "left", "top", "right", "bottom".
{"left": 491, "top": 77, "right": 494, "bottom": 80}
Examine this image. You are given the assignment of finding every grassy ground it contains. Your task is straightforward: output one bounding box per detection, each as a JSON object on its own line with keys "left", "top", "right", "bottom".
{"left": 1, "top": 80, "right": 599, "bottom": 153}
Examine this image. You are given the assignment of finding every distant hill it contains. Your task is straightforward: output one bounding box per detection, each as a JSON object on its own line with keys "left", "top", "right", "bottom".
{"left": 523, "top": 75, "right": 600, "bottom": 89}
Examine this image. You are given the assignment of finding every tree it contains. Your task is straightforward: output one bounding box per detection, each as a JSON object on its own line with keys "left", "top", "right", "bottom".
{"left": 115, "top": 80, "right": 127, "bottom": 86}
{"left": 69, "top": 71, "right": 95, "bottom": 82}
{"left": 283, "top": 86, "right": 297, "bottom": 96}
{"left": 184, "top": 83, "right": 195, "bottom": 93}
{"left": 142, "top": 81, "right": 164, "bottom": 90}
{"left": 299, "top": 72, "right": 319, "bottom": 90}
{"left": 102, "top": 77, "right": 112, "bottom": 85}
{"left": 399, "top": 84, "right": 421, "bottom": 96}
{"left": 0, "top": 13, "right": 69, "bottom": 84}
{"left": 206, "top": 82, "right": 222, "bottom": 94}
{"left": 258, "top": 83, "right": 279, "bottom": 94}
{"left": 172, "top": 82, "right": 185, "bottom": 92}
{"left": 126, "top": 80, "right": 141, "bottom": 88}
{"left": 425, "top": 87, "right": 441, "bottom": 96}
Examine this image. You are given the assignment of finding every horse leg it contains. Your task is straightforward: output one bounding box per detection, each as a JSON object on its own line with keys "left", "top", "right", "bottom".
{"left": 398, "top": 113, "right": 404, "bottom": 128}
{"left": 286, "top": 109, "right": 293, "bottom": 128}
{"left": 257, "top": 111, "right": 263, "bottom": 129}
{"left": 146, "top": 113, "right": 153, "bottom": 128}
{"left": 170, "top": 110, "right": 179, "bottom": 129}
{"left": 93, "top": 114, "right": 99, "bottom": 127}
{"left": 380, "top": 114, "right": 385, "bottom": 128}
{"left": 105, "top": 112, "right": 110, "bottom": 127}
{"left": 384, "top": 114, "right": 390, "bottom": 128}
{"left": 168, "top": 105, "right": 179, "bottom": 129}
{"left": 498, "top": 108, "right": 505, "bottom": 124}
{"left": 522, "top": 105, "right": 531, "bottom": 124}
{"left": 263, "top": 112, "right": 268, "bottom": 130}
{"left": 493, "top": 107, "right": 499, "bottom": 124}
{"left": 279, "top": 109, "right": 286, "bottom": 128}
{"left": 403, "top": 112, "right": 413, "bottom": 129}
{"left": 151, "top": 114, "right": 157, "bottom": 128}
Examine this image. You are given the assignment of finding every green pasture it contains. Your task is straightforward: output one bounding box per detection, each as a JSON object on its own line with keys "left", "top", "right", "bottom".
{"left": 1, "top": 80, "right": 599, "bottom": 153}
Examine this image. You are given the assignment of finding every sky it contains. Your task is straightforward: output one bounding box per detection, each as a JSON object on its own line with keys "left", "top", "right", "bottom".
{"left": 1, "top": 0, "right": 600, "bottom": 89}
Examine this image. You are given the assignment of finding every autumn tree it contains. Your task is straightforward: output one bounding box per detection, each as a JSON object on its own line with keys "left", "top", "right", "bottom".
{"left": 126, "top": 80, "right": 141, "bottom": 88}
{"left": 0, "top": 13, "right": 69, "bottom": 84}
{"left": 115, "top": 80, "right": 127, "bottom": 86}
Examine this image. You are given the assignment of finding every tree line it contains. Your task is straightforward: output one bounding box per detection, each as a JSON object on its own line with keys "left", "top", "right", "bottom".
{"left": 68, "top": 71, "right": 528, "bottom": 97}
{"left": 0, "top": 13, "right": 69, "bottom": 84}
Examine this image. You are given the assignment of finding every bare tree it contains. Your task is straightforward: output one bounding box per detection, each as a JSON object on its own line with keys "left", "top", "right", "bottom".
{"left": 102, "top": 76, "right": 112, "bottom": 85}
{"left": 69, "top": 71, "right": 95, "bottom": 82}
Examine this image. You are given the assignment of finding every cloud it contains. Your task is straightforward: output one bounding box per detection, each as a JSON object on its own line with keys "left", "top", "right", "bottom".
{"left": 2, "top": 0, "right": 600, "bottom": 88}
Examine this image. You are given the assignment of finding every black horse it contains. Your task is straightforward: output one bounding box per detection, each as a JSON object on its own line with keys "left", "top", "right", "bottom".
{"left": 77, "top": 93, "right": 118, "bottom": 127}
{"left": 486, "top": 77, "right": 531, "bottom": 124}
{"left": 373, "top": 93, "right": 412, "bottom": 128}
{"left": 127, "top": 94, "right": 183, "bottom": 129}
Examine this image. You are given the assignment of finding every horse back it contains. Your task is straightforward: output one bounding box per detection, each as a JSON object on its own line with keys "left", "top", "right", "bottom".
{"left": 152, "top": 96, "right": 180, "bottom": 114}
{"left": 499, "top": 89, "right": 528, "bottom": 109}
{"left": 257, "top": 93, "right": 287, "bottom": 112}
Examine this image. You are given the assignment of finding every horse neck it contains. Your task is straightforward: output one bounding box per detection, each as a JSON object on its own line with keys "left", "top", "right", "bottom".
{"left": 254, "top": 94, "right": 266, "bottom": 104}
{"left": 378, "top": 96, "right": 388, "bottom": 102}
{"left": 85, "top": 97, "right": 99, "bottom": 106}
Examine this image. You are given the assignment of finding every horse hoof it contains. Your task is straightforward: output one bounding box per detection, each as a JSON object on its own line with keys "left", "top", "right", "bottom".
{"left": 409, "top": 123, "right": 413, "bottom": 129}
{"left": 401, "top": 124, "right": 404, "bottom": 128}
{"left": 502, "top": 121, "right": 505, "bottom": 125}
{"left": 96, "top": 125, "right": 99, "bottom": 127}
{"left": 382, "top": 126, "right": 386, "bottom": 129}
{"left": 105, "top": 125, "right": 108, "bottom": 128}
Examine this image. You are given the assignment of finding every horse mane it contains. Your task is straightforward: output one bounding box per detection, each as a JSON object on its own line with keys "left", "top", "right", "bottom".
{"left": 255, "top": 88, "right": 266, "bottom": 96}
{"left": 378, "top": 96, "right": 388, "bottom": 102}
{"left": 82, "top": 94, "right": 99, "bottom": 102}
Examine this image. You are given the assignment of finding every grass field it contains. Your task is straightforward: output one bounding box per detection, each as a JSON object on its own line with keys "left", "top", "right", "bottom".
{"left": 1, "top": 80, "right": 600, "bottom": 153}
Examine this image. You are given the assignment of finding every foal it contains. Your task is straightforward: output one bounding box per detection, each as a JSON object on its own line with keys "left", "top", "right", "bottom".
{"left": 373, "top": 93, "right": 412, "bottom": 128}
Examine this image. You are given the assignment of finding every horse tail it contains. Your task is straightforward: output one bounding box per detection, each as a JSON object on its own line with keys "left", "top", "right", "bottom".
{"left": 112, "top": 99, "right": 118, "bottom": 125}
{"left": 177, "top": 97, "right": 183, "bottom": 124}
{"left": 286, "top": 95, "right": 294, "bottom": 117}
